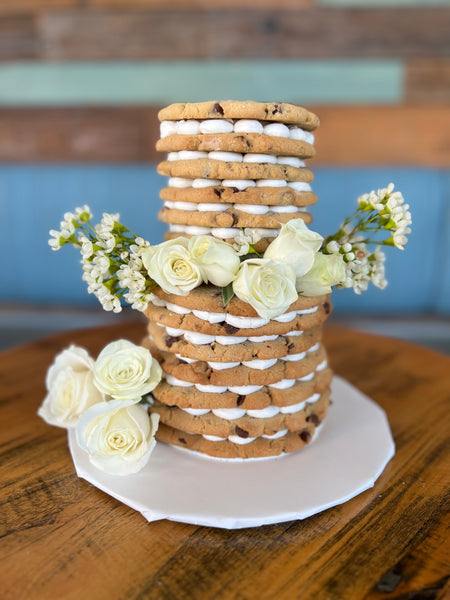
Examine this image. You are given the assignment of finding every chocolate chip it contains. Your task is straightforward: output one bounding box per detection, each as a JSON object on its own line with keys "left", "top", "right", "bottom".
{"left": 306, "top": 414, "right": 321, "bottom": 426}
{"left": 236, "top": 395, "right": 246, "bottom": 406}
{"left": 231, "top": 187, "right": 239, "bottom": 194}
{"left": 179, "top": 437, "right": 187, "bottom": 444}
{"left": 272, "top": 103, "right": 283, "bottom": 115}
{"left": 165, "top": 335, "right": 178, "bottom": 348}
{"left": 222, "top": 322, "right": 240, "bottom": 334}
{"left": 324, "top": 301, "right": 331, "bottom": 314}
{"left": 231, "top": 213, "right": 238, "bottom": 226}
{"left": 288, "top": 343, "right": 295, "bottom": 350}
{"left": 178, "top": 359, "right": 187, "bottom": 365}
{"left": 299, "top": 430, "right": 311, "bottom": 443}
{"left": 213, "top": 188, "right": 222, "bottom": 198}
{"left": 235, "top": 426, "right": 249, "bottom": 438}
{"left": 213, "top": 102, "right": 224, "bottom": 115}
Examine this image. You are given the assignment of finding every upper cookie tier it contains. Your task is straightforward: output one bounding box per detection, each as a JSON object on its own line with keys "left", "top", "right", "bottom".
{"left": 158, "top": 101, "right": 320, "bottom": 131}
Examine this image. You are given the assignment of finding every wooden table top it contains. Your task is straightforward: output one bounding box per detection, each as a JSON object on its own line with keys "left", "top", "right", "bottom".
{"left": 1, "top": 321, "right": 449, "bottom": 600}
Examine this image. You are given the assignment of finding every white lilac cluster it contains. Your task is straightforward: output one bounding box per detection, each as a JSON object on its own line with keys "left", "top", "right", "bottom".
{"left": 357, "top": 183, "right": 412, "bottom": 250}
{"left": 323, "top": 184, "right": 411, "bottom": 294}
{"left": 49, "top": 206, "right": 154, "bottom": 314}
{"left": 38, "top": 340, "right": 162, "bottom": 475}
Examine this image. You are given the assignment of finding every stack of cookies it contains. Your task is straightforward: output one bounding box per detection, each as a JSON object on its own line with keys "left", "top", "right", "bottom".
{"left": 156, "top": 100, "right": 318, "bottom": 252}
{"left": 145, "top": 101, "right": 333, "bottom": 459}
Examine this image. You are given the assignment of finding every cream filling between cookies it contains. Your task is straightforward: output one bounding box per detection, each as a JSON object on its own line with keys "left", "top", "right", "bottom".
{"left": 167, "top": 177, "right": 312, "bottom": 193}
{"left": 149, "top": 294, "right": 318, "bottom": 328}
{"left": 167, "top": 151, "right": 306, "bottom": 169}
{"left": 160, "top": 119, "right": 315, "bottom": 145}
{"left": 168, "top": 224, "right": 281, "bottom": 239}
{"left": 199, "top": 423, "right": 323, "bottom": 446}
{"left": 172, "top": 344, "right": 320, "bottom": 371}
{"left": 163, "top": 359, "right": 326, "bottom": 394}
{"left": 181, "top": 392, "right": 321, "bottom": 420}
{"left": 156, "top": 323, "right": 304, "bottom": 345}
{"left": 163, "top": 200, "right": 306, "bottom": 215}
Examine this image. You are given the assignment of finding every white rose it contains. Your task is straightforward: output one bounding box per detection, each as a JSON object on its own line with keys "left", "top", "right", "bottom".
{"left": 93, "top": 340, "right": 162, "bottom": 400}
{"left": 76, "top": 399, "right": 160, "bottom": 475}
{"left": 232, "top": 258, "right": 298, "bottom": 320}
{"left": 188, "top": 236, "right": 241, "bottom": 287}
{"left": 264, "top": 219, "right": 323, "bottom": 277}
{"left": 38, "top": 345, "right": 104, "bottom": 429}
{"left": 141, "top": 238, "right": 202, "bottom": 295}
{"left": 296, "top": 252, "right": 346, "bottom": 296}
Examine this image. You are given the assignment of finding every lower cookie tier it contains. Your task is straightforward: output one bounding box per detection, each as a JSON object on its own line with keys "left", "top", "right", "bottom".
{"left": 154, "top": 412, "right": 326, "bottom": 459}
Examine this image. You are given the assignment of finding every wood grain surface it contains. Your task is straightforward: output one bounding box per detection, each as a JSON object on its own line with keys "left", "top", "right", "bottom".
{"left": 406, "top": 59, "right": 450, "bottom": 104}
{"left": 35, "top": 8, "right": 450, "bottom": 60}
{"left": 1, "top": 322, "right": 449, "bottom": 600}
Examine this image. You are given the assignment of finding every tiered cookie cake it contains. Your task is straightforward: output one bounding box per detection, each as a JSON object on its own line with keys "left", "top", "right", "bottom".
{"left": 145, "top": 101, "right": 333, "bottom": 459}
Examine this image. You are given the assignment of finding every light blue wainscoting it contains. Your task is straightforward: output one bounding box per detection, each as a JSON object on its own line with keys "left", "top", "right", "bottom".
{"left": 0, "top": 61, "right": 403, "bottom": 106}
{"left": 1, "top": 165, "right": 448, "bottom": 315}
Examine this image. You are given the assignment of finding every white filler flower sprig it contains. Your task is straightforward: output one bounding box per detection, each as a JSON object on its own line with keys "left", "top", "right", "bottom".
{"left": 321, "top": 183, "right": 412, "bottom": 295}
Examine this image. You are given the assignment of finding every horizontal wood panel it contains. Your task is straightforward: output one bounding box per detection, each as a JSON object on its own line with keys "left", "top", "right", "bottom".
{"left": 89, "top": 0, "right": 313, "bottom": 7}
{"left": 320, "top": 0, "right": 450, "bottom": 5}
{"left": 35, "top": 8, "right": 450, "bottom": 59}
{"left": 0, "top": 105, "right": 449, "bottom": 167}
{"left": 0, "top": 16, "right": 38, "bottom": 60}
{"left": 0, "top": 107, "right": 159, "bottom": 162}
{"left": 0, "top": 0, "right": 78, "bottom": 14}
{"left": 313, "top": 105, "right": 450, "bottom": 167}
{"left": 406, "top": 59, "right": 450, "bottom": 104}
{"left": 0, "top": 61, "right": 403, "bottom": 105}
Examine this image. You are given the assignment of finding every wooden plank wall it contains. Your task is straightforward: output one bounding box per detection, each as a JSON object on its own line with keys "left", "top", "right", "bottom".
{"left": 0, "top": 1, "right": 449, "bottom": 166}
{"left": 1, "top": 0, "right": 449, "bottom": 312}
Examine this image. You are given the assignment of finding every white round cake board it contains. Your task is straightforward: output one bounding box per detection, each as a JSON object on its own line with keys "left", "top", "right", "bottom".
{"left": 68, "top": 376, "right": 395, "bottom": 529}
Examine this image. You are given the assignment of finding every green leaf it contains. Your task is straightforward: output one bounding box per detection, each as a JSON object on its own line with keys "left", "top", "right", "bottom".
{"left": 222, "top": 283, "right": 234, "bottom": 307}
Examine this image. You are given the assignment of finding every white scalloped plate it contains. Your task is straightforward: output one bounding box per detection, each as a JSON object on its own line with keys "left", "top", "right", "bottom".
{"left": 68, "top": 376, "right": 395, "bottom": 529}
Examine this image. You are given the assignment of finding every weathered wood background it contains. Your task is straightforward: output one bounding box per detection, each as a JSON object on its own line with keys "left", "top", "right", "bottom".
{"left": 0, "top": 0, "right": 449, "bottom": 312}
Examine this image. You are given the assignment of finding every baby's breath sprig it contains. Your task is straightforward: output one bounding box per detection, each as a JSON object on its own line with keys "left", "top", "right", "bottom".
{"left": 49, "top": 206, "right": 154, "bottom": 313}
{"left": 322, "top": 184, "right": 411, "bottom": 294}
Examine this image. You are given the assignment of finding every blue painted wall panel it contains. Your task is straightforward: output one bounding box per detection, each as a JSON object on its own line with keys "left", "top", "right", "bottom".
{"left": 1, "top": 165, "right": 448, "bottom": 314}
{"left": 0, "top": 61, "right": 403, "bottom": 106}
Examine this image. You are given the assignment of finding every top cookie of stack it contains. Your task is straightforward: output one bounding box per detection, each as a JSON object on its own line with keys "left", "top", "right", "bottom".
{"left": 157, "top": 101, "right": 320, "bottom": 251}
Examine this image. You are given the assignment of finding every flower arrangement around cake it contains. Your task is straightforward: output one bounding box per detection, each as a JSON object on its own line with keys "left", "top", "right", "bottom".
{"left": 40, "top": 184, "right": 411, "bottom": 474}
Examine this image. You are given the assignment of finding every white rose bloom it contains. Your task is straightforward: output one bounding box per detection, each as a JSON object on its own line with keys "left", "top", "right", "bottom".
{"left": 264, "top": 219, "right": 323, "bottom": 277}
{"left": 188, "top": 236, "right": 240, "bottom": 287}
{"left": 76, "top": 399, "right": 160, "bottom": 476}
{"left": 232, "top": 258, "right": 298, "bottom": 320}
{"left": 296, "top": 253, "right": 346, "bottom": 296}
{"left": 38, "top": 345, "right": 104, "bottom": 429}
{"left": 93, "top": 340, "right": 162, "bottom": 400}
{"left": 141, "top": 238, "right": 202, "bottom": 295}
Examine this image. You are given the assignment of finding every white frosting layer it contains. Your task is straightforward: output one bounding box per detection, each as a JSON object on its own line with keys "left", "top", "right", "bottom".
{"left": 167, "top": 177, "right": 312, "bottom": 193}
{"left": 164, "top": 200, "right": 306, "bottom": 215}
{"left": 159, "top": 323, "right": 308, "bottom": 346}
{"left": 160, "top": 119, "right": 315, "bottom": 145}
{"left": 164, "top": 366, "right": 322, "bottom": 393}
{"left": 150, "top": 295, "right": 318, "bottom": 329}
{"left": 178, "top": 392, "right": 321, "bottom": 420}
{"left": 166, "top": 150, "right": 306, "bottom": 167}
{"left": 168, "top": 224, "right": 280, "bottom": 239}
{"left": 198, "top": 423, "right": 323, "bottom": 448}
